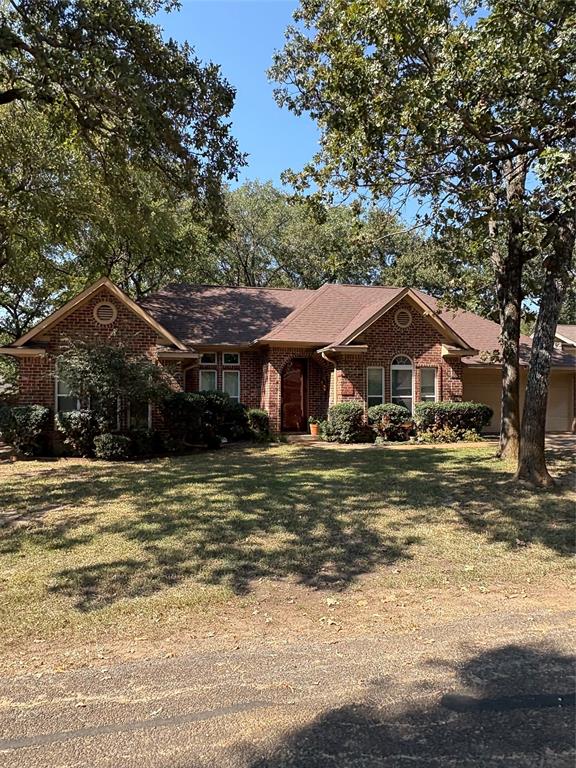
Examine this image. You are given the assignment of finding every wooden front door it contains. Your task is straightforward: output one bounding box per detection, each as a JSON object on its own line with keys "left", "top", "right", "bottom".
{"left": 281, "top": 359, "right": 307, "bottom": 431}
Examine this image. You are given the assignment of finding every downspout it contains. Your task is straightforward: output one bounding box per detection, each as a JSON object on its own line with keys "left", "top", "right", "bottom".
{"left": 321, "top": 351, "right": 338, "bottom": 407}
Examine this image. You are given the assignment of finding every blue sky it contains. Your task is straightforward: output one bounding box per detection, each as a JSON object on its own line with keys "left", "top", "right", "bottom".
{"left": 156, "top": 0, "right": 319, "bottom": 187}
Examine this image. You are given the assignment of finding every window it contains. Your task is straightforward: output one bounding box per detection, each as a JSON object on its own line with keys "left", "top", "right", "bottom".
{"left": 419, "top": 368, "right": 437, "bottom": 402}
{"left": 366, "top": 367, "right": 385, "bottom": 408}
{"left": 128, "top": 400, "right": 151, "bottom": 429}
{"left": 55, "top": 377, "right": 80, "bottom": 413}
{"left": 223, "top": 352, "right": 240, "bottom": 365}
{"left": 200, "top": 352, "right": 217, "bottom": 365}
{"left": 223, "top": 370, "right": 240, "bottom": 402}
{"left": 199, "top": 369, "right": 217, "bottom": 391}
{"left": 391, "top": 355, "right": 414, "bottom": 413}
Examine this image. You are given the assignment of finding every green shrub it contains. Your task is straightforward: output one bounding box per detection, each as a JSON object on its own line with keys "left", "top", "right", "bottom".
{"left": 56, "top": 409, "right": 102, "bottom": 457}
{"left": 0, "top": 404, "right": 52, "bottom": 456}
{"left": 161, "top": 390, "right": 247, "bottom": 448}
{"left": 127, "top": 428, "right": 165, "bottom": 457}
{"left": 414, "top": 401, "right": 493, "bottom": 440}
{"left": 247, "top": 408, "right": 271, "bottom": 441}
{"left": 161, "top": 392, "right": 204, "bottom": 446}
{"left": 367, "top": 403, "right": 412, "bottom": 441}
{"left": 323, "top": 402, "right": 371, "bottom": 443}
{"left": 94, "top": 433, "right": 132, "bottom": 461}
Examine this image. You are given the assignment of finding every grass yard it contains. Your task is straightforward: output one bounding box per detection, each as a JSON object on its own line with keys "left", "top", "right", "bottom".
{"left": 0, "top": 441, "right": 574, "bottom": 667}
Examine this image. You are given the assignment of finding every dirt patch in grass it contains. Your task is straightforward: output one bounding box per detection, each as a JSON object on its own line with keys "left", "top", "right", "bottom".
{"left": 1, "top": 442, "right": 573, "bottom": 671}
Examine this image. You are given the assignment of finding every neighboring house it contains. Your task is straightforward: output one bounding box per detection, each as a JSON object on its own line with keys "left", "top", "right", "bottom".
{"left": 554, "top": 325, "right": 576, "bottom": 353}
{"left": 0, "top": 277, "right": 574, "bottom": 433}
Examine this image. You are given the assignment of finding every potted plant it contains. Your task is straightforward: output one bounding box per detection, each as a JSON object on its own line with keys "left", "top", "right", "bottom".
{"left": 308, "top": 416, "right": 320, "bottom": 436}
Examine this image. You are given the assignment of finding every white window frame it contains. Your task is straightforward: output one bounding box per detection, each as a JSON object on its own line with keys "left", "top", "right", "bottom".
{"left": 222, "top": 370, "right": 241, "bottom": 403}
{"left": 419, "top": 367, "right": 438, "bottom": 403}
{"left": 127, "top": 400, "right": 152, "bottom": 429}
{"left": 366, "top": 367, "right": 385, "bottom": 408}
{"left": 222, "top": 351, "right": 240, "bottom": 366}
{"left": 199, "top": 369, "right": 218, "bottom": 391}
{"left": 390, "top": 355, "right": 414, "bottom": 413}
{"left": 54, "top": 374, "right": 81, "bottom": 413}
{"left": 200, "top": 352, "right": 217, "bottom": 365}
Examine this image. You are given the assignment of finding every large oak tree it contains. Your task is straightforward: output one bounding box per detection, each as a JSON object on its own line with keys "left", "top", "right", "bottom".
{"left": 271, "top": 0, "right": 575, "bottom": 479}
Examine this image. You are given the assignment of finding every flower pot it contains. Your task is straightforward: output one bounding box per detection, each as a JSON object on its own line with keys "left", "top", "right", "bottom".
{"left": 309, "top": 423, "right": 320, "bottom": 436}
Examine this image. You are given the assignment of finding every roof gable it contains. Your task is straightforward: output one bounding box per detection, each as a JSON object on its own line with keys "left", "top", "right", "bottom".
{"left": 12, "top": 278, "right": 187, "bottom": 350}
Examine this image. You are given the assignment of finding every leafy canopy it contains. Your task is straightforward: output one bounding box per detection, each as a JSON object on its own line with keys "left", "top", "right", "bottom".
{"left": 1, "top": 0, "right": 244, "bottom": 210}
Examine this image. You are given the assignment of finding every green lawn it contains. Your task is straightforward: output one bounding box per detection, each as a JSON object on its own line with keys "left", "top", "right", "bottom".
{"left": 0, "top": 442, "right": 573, "bottom": 654}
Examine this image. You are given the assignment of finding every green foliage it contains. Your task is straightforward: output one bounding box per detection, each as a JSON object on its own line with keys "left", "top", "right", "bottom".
{"left": 161, "top": 392, "right": 204, "bottom": 446}
{"left": 247, "top": 408, "right": 272, "bottom": 441}
{"left": 55, "top": 410, "right": 103, "bottom": 458}
{"left": 322, "top": 402, "right": 371, "bottom": 443}
{"left": 161, "top": 391, "right": 248, "bottom": 449}
{"left": 1, "top": 1, "right": 243, "bottom": 214}
{"left": 212, "top": 181, "right": 444, "bottom": 293}
{"left": 367, "top": 403, "right": 412, "bottom": 441}
{"left": 126, "top": 429, "right": 165, "bottom": 458}
{"left": 56, "top": 341, "right": 169, "bottom": 425}
{"left": 94, "top": 434, "right": 132, "bottom": 461}
{"left": 414, "top": 402, "right": 493, "bottom": 439}
{"left": 0, "top": 404, "right": 52, "bottom": 456}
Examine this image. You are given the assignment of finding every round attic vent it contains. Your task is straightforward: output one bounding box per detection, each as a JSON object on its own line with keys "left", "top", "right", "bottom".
{"left": 93, "top": 301, "right": 117, "bottom": 325}
{"left": 394, "top": 307, "right": 412, "bottom": 328}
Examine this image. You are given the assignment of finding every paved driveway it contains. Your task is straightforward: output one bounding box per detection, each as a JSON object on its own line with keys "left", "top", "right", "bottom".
{"left": 1, "top": 605, "right": 574, "bottom": 768}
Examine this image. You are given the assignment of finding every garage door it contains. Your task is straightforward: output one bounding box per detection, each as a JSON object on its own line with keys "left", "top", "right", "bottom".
{"left": 546, "top": 371, "right": 574, "bottom": 432}
{"left": 462, "top": 369, "right": 501, "bottom": 432}
{"left": 462, "top": 368, "right": 575, "bottom": 433}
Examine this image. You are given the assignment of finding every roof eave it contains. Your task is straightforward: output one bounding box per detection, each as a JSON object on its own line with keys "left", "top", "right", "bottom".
{"left": 317, "top": 345, "right": 368, "bottom": 354}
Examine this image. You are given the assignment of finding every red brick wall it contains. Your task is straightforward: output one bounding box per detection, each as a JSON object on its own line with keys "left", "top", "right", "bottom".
{"left": 332, "top": 298, "right": 464, "bottom": 413}
{"left": 261, "top": 348, "right": 332, "bottom": 431}
{"left": 15, "top": 287, "right": 181, "bottom": 429}
{"left": 184, "top": 350, "right": 264, "bottom": 410}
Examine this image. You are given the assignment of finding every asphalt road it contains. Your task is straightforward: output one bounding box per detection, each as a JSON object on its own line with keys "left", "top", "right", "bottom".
{"left": 1, "top": 607, "right": 574, "bottom": 768}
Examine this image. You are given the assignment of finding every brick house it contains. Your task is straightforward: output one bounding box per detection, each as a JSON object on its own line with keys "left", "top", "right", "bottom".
{"left": 1, "top": 277, "right": 574, "bottom": 433}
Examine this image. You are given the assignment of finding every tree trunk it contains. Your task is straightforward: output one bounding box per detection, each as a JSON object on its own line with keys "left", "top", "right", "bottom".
{"left": 495, "top": 156, "right": 528, "bottom": 461}
{"left": 495, "top": 234, "right": 523, "bottom": 461}
{"left": 516, "top": 211, "right": 575, "bottom": 486}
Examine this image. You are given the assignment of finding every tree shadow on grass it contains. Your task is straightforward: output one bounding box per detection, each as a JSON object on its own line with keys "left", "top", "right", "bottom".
{"left": 245, "top": 643, "right": 575, "bottom": 767}
{"left": 2, "top": 443, "right": 573, "bottom": 610}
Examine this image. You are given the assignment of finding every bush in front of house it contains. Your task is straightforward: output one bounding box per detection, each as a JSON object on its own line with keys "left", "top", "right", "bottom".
{"left": 0, "top": 404, "right": 52, "bottom": 456}
{"left": 247, "top": 408, "right": 271, "bottom": 441}
{"left": 56, "top": 409, "right": 104, "bottom": 457}
{"left": 322, "top": 402, "right": 373, "bottom": 443}
{"left": 94, "top": 433, "right": 132, "bottom": 461}
{"left": 161, "top": 390, "right": 246, "bottom": 449}
{"left": 367, "top": 403, "right": 412, "bottom": 441}
{"left": 126, "top": 428, "right": 165, "bottom": 457}
{"left": 414, "top": 401, "right": 493, "bottom": 441}
{"left": 161, "top": 392, "right": 205, "bottom": 447}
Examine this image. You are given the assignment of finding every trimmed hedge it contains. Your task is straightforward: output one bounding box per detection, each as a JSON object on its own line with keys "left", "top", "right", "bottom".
{"left": 0, "top": 404, "right": 52, "bottom": 456}
{"left": 94, "top": 433, "right": 132, "bottom": 461}
{"left": 414, "top": 401, "right": 493, "bottom": 435}
{"left": 367, "top": 403, "right": 412, "bottom": 441}
{"left": 322, "top": 402, "right": 373, "bottom": 443}
{"left": 247, "top": 408, "right": 271, "bottom": 441}
{"left": 56, "top": 409, "right": 102, "bottom": 457}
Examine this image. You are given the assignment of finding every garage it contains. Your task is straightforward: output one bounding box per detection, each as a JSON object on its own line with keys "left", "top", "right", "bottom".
{"left": 462, "top": 367, "right": 575, "bottom": 433}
